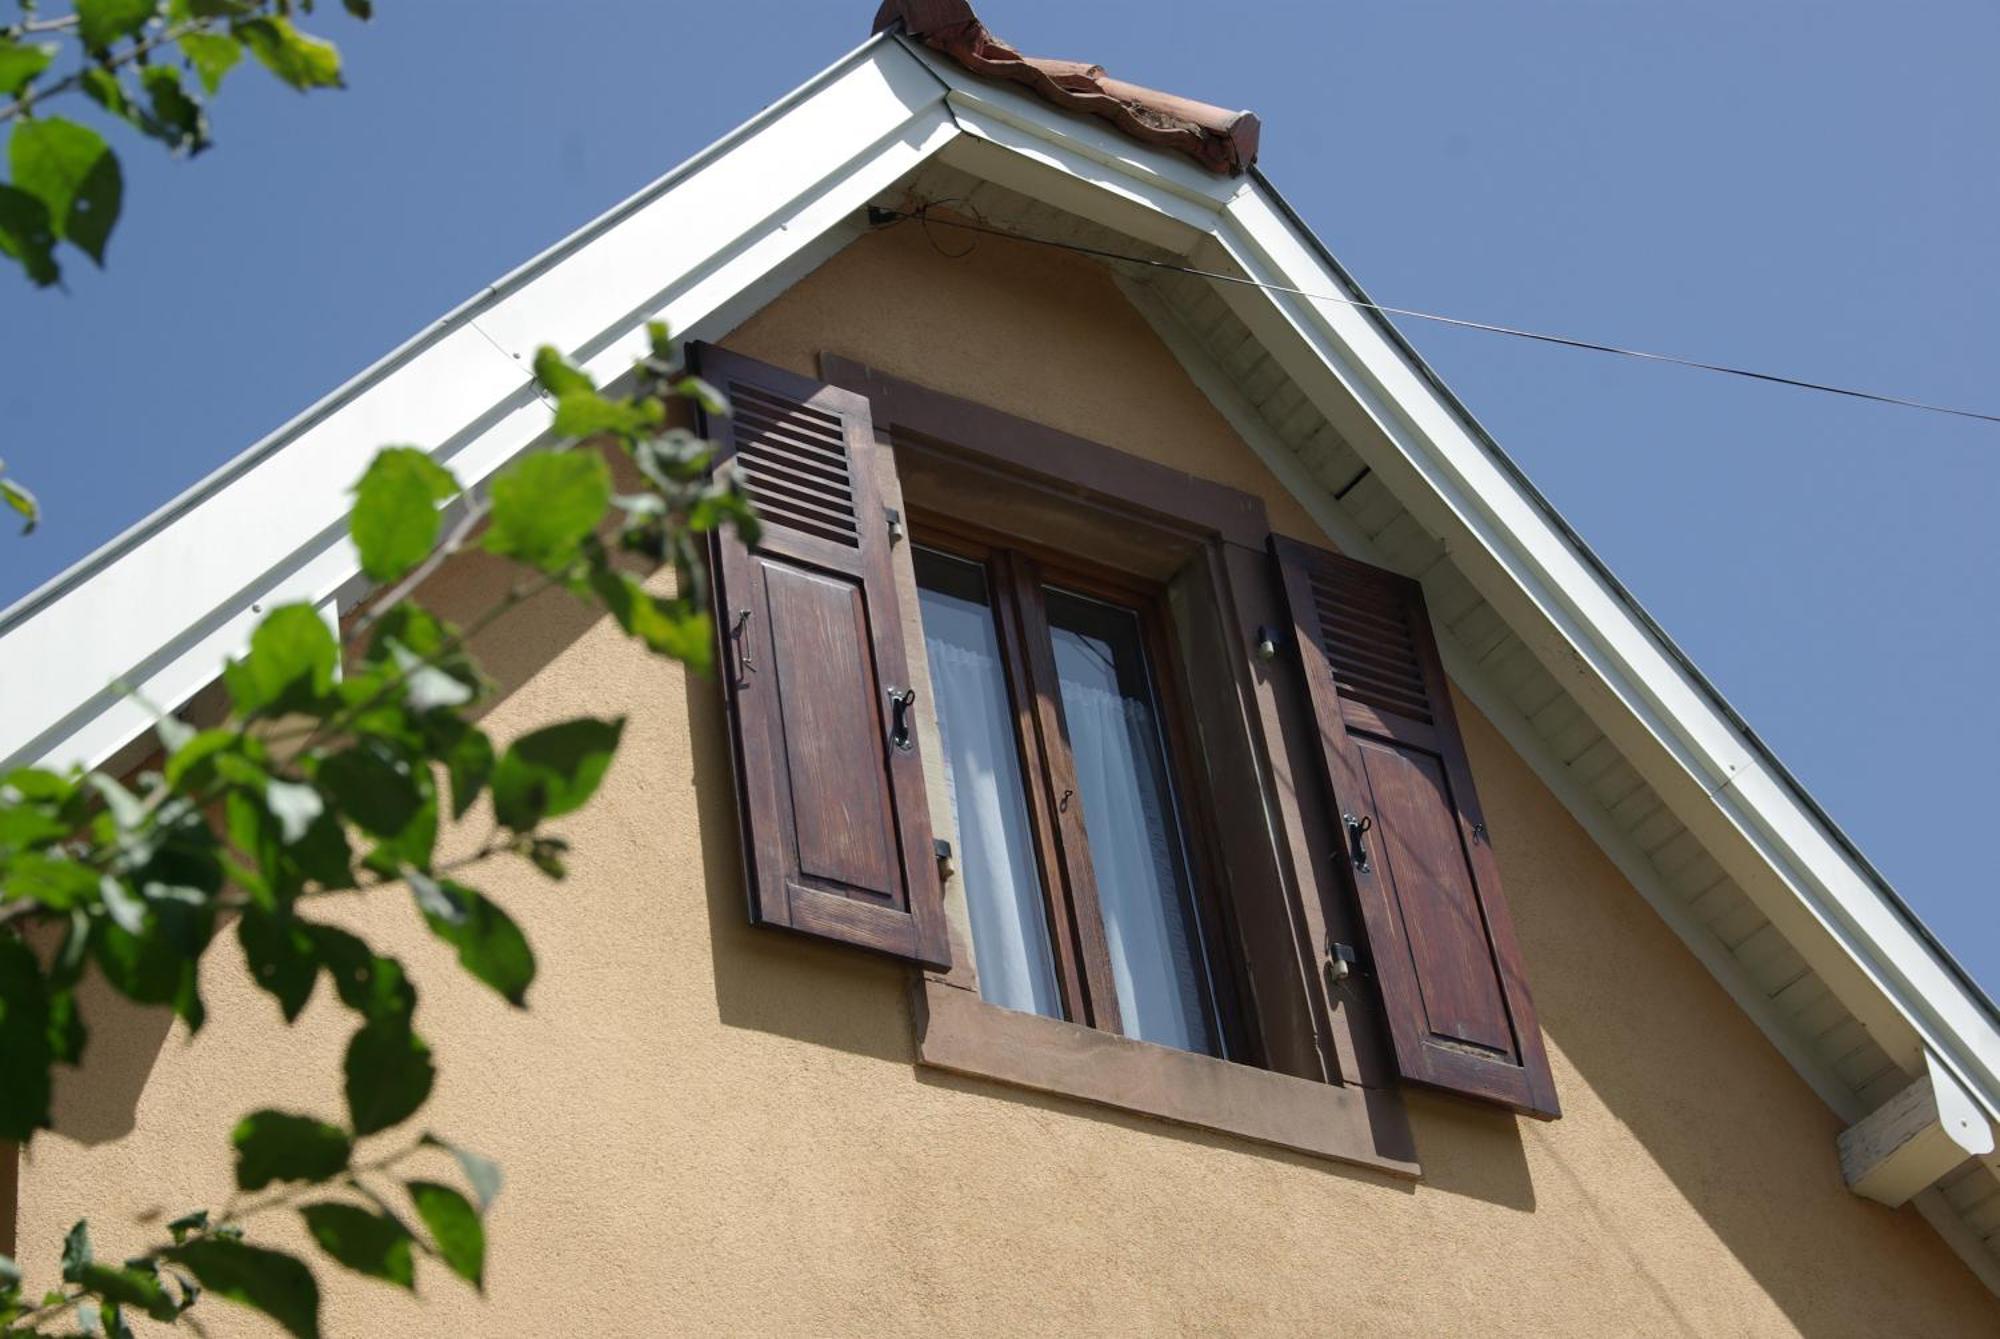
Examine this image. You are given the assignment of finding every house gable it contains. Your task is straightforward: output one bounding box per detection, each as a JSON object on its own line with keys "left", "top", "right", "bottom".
{"left": 4, "top": 11, "right": 1999, "bottom": 1296}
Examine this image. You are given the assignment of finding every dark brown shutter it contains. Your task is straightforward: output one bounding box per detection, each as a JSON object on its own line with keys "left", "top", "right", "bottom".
{"left": 690, "top": 343, "right": 950, "bottom": 969}
{"left": 1271, "top": 536, "right": 1558, "bottom": 1118}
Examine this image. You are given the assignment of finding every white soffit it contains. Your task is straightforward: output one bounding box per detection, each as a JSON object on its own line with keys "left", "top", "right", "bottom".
{"left": 4, "top": 19, "right": 1996, "bottom": 1195}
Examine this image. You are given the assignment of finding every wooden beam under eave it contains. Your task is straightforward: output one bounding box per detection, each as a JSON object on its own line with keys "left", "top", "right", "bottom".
{"left": 1840, "top": 1051, "right": 1995, "bottom": 1207}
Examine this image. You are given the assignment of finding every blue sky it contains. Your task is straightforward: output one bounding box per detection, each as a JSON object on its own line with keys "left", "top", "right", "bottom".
{"left": 4, "top": 2, "right": 1995, "bottom": 992}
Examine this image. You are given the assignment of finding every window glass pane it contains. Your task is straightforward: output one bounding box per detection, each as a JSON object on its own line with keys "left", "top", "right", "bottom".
{"left": 914, "top": 549, "right": 1063, "bottom": 1021}
{"left": 1044, "top": 588, "right": 1218, "bottom": 1056}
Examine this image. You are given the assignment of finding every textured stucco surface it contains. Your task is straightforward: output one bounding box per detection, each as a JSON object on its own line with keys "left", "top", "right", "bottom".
{"left": 13, "top": 222, "right": 1998, "bottom": 1336}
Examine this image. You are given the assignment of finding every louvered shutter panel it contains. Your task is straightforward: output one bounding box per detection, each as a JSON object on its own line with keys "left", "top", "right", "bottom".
{"left": 691, "top": 343, "right": 950, "bottom": 969}
{"left": 1272, "top": 536, "right": 1558, "bottom": 1118}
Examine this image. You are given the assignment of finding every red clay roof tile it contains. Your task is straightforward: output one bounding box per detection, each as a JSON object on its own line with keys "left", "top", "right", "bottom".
{"left": 872, "top": 0, "right": 1260, "bottom": 175}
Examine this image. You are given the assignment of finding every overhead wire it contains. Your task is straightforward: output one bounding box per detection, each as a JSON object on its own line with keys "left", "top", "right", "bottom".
{"left": 870, "top": 205, "right": 2000, "bottom": 428}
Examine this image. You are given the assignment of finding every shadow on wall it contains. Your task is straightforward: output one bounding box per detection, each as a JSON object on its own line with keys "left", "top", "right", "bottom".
{"left": 44, "top": 962, "right": 177, "bottom": 1148}
{"left": 681, "top": 660, "right": 913, "bottom": 1066}
{"left": 1457, "top": 699, "right": 2000, "bottom": 1334}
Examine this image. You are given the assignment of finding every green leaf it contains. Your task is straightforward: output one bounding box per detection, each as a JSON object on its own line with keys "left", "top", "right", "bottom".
{"left": 0, "top": 40, "right": 55, "bottom": 96}
{"left": 431, "top": 717, "right": 493, "bottom": 820}
{"left": 299, "top": 1203, "right": 412, "bottom": 1289}
{"left": 81, "top": 66, "right": 135, "bottom": 123}
{"left": 224, "top": 604, "right": 337, "bottom": 717}
{"left": 591, "top": 567, "right": 712, "bottom": 670}
{"left": 9, "top": 116, "right": 122, "bottom": 265}
{"left": 232, "top": 1110, "right": 351, "bottom": 1191}
{"left": 91, "top": 899, "right": 211, "bottom": 1029}
{"left": 0, "top": 939, "right": 53, "bottom": 1139}
{"left": 238, "top": 906, "right": 318, "bottom": 1021}
{"left": 139, "top": 64, "right": 206, "bottom": 153}
{"left": 341, "top": 0, "right": 374, "bottom": 17}
{"left": 164, "top": 1239, "right": 320, "bottom": 1339}
{"left": 343, "top": 1018, "right": 433, "bottom": 1135}
{"left": 1, "top": 471, "right": 40, "bottom": 530}
{"left": 166, "top": 1210, "right": 209, "bottom": 1245}
{"left": 313, "top": 743, "right": 435, "bottom": 870}
{"left": 98, "top": 875, "right": 146, "bottom": 934}
{"left": 418, "top": 883, "right": 534, "bottom": 1007}
{"left": 420, "top": 1134, "right": 502, "bottom": 1212}
{"left": 0, "top": 799, "right": 68, "bottom": 855}
{"left": 350, "top": 447, "right": 457, "bottom": 582}
{"left": 0, "top": 184, "right": 57, "bottom": 286}
{"left": 406, "top": 1181, "right": 483, "bottom": 1291}
{"left": 72, "top": 1263, "right": 173, "bottom": 1323}
{"left": 178, "top": 31, "right": 241, "bottom": 96}
{"left": 63, "top": 1220, "right": 92, "bottom": 1280}
{"left": 529, "top": 346, "right": 593, "bottom": 398}
{"left": 551, "top": 389, "right": 660, "bottom": 440}
{"left": 47, "top": 985, "right": 87, "bottom": 1064}
{"left": 3, "top": 850, "right": 101, "bottom": 909}
{"left": 234, "top": 16, "right": 341, "bottom": 91}
{"left": 307, "top": 926, "right": 413, "bottom": 1025}
{"left": 481, "top": 449, "right": 610, "bottom": 572}
{"left": 163, "top": 728, "right": 263, "bottom": 790}
{"left": 77, "top": 0, "right": 155, "bottom": 51}
{"left": 489, "top": 717, "right": 624, "bottom": 831}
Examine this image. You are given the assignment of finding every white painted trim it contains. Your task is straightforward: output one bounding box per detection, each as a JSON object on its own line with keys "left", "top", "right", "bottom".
{"left": 1841, "top": 1051, "right": 1995, "bottom": 1207}
{"left": 0, "top": 35, "right": 957, "bottom": 777}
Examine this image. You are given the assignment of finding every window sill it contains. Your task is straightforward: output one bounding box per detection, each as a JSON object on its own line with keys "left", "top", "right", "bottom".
{"left": 913, "top": 977, "right": 1421, "bottom": 1178}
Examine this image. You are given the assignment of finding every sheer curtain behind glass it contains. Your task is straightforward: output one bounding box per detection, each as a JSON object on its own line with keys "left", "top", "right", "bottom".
{"left": 1045, "top": 589, "right": 1218, "bottom": 1056}
{"left": 915, "top": 550, "right": 1062, "bottom": 1020}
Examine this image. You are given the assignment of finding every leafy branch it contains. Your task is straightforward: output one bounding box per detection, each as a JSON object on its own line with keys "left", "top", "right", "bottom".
{"left": 0, "top": 323, "right": 754, "bottom": 1335}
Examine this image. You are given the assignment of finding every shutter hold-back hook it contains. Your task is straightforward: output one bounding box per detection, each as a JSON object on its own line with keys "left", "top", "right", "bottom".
{"left": 1343, "top": 812, "right": 1374, "bottom": 873}
{"left": 886, "top": 686, "right": 917, "bottom": 752}
{"left": 730, "top": 609, "right": 755, "bottom": 680}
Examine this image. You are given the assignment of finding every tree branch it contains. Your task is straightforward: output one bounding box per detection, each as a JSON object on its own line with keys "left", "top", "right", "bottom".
{"left": 1, "top": 18, "right": 209, "bottom": 125}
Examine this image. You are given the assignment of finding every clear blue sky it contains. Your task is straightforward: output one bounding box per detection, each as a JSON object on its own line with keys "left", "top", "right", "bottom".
{"left": 4, "top": 2, "right": 1994, "bottom": 992}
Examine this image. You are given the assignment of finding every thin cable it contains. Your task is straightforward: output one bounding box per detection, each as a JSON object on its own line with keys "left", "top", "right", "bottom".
{"left": 873, "top": 206, "right": 2000, "bottom": 428}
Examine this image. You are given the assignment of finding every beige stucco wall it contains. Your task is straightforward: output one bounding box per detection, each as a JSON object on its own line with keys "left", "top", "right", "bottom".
{"left": 14, "top": 222, "right": 1997, "bottom": 1336}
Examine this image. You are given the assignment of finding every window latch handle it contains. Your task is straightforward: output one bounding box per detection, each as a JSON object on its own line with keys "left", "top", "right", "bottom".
{"left": 1343, "top": 812, "right": 1374, "bottom": 874}
{"left": 886, "top": 686, "right": 917, "bottom": 752}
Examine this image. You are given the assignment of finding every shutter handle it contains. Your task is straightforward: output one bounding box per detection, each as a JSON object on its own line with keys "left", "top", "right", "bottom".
{"left": 1343, "top": 812, "right": 1374, "bottom": 874}
{"left": 886, "top": 686, "right": 917, "bottom": 752}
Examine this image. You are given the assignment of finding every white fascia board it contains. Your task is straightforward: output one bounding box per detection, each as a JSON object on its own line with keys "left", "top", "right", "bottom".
{"left": 1201, "top": 178, "right": 2000, "bottom": 1122}
{"left": 0, "top": 34, "right": 956, "bottom": 775}
{"left": 894, "top": 36, "right": 1237, "bottom": 245}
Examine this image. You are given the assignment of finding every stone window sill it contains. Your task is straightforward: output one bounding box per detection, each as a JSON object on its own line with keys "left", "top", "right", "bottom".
{"left": 913, "top": 977, "right": 1420, "bottom": 1178}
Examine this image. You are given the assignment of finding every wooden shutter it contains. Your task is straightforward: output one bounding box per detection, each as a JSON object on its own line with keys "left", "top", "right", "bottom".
{"left": 690, "top": 343, "right": 950, "bottom": 969}
{"left": 1272, "top": 536, "right": 1558, "bottom": 1118}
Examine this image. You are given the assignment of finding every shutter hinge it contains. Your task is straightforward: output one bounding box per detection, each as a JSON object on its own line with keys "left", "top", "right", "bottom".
{"left": 933, "top": 837, "right": 955, "bottom": 880}
{"left": 1471, "top": 821, "right": 1488, "bottom": 844}
{"left": 885, "top": 506, "right": 904, "bottom": 544}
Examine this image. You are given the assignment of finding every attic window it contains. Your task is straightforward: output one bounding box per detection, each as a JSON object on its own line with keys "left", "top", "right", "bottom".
{"left": 690, "top": 340, "right": 1560, "bottom": 1170}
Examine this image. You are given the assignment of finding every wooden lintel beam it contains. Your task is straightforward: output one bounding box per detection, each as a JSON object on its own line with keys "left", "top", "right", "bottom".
{"left": 1840, "top": 1050, "right": 1995, "bottom": 1207}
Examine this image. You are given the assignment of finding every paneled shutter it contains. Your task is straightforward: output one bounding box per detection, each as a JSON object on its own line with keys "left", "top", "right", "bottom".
{"left": 1271, "top": 536, "right": 1558, "bottom": 1118}
{"left": 690, "top": 343, "right": 950, "bottom": 969}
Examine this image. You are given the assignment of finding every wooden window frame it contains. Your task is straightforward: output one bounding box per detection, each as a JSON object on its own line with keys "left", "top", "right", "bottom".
{"left": 911, "top": 523, "right": 1252, "bottom": 1061}
{"left": 820, "top": 353, "right": 1418, "bottom": 1177}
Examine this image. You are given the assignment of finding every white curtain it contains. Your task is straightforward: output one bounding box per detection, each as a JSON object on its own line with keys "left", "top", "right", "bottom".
{"left": 1052, "top": 628, "right": 1214, "bottom": 1055}
{"left": 921, "top": 590, "right": 1062, "bottom": 1020}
